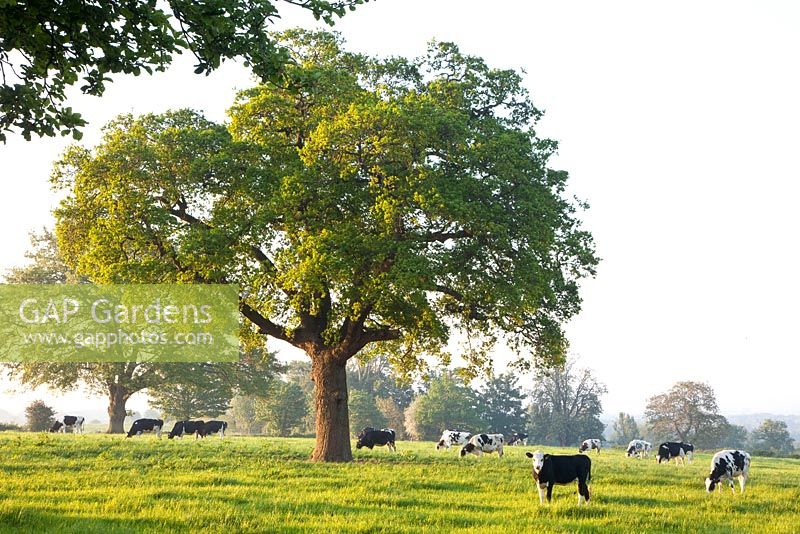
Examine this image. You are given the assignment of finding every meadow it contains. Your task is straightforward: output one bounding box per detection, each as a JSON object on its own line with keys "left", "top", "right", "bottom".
{"left": 0, "top": 433, "right": 798, "bottom": 533}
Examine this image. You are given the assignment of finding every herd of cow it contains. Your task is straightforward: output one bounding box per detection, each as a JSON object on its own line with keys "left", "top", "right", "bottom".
{"left": 48, "top": 415, "right": 227, "bottom": 439}
{"left": 49, "top": 415, "right": 752, "bottom": 505}
{"left": 358, "top": 428, "right": 752, "bottom": 505}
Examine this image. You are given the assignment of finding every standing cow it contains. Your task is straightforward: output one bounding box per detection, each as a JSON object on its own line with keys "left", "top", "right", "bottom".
{"left": 197, "top": 420, "right": 227, "bottom": 438}
{"left": 626, "top": 439, "right": 652, "bottom": 459}
{"left": 126, "top": 418, "right": 164, "bottom": 438}
{"left": 436, "top": 430, "right": 471, "bottom": 451}
{"left": 356, "top": 428, "right": 396, "bottom": 452}
{"left": 460, "top": 433, "right": 504, "bottom": 458}
{"left": 705, "top": 450, "right": 751, "bottom": 493}
{"left": 507, "top": 432, "right": 529, "bottom": 446}
{"left": 168, "top": 420, "right": 205, "bottom": 439}
{"left": 526, "top": 451, "right": 592, "bottom": 505}
{"left": 579, "top": 438, "right": 602, "bottom": 454}
{"left": 49, "top": 415, "right": 85, "bottom": 434}
{"left": 656, "top": 442, "right": 694, "bottom": 465}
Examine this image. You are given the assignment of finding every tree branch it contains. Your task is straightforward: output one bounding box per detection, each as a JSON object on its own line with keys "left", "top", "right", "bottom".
{"left": 240, "top": 301, "right": 290, "bottom": 343}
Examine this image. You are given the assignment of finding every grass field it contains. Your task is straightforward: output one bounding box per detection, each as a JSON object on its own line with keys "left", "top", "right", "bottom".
{"left": 0, "top": 433, "right": 798, "bottom": 533}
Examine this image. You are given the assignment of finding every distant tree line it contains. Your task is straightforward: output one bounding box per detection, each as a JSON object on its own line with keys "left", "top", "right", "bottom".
{"left": 227, "top": 355, "right": 607, "bottom": 447}
{"left": 609, "top": 381, "right": 796, "bottom": 456}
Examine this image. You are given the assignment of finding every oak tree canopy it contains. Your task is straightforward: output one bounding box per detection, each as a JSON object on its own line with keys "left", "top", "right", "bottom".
{"left": 52, "top": 30, "right": 598, "bottom": 460}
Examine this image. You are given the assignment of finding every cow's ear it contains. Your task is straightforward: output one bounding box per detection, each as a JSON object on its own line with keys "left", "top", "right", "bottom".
{"left": 526, "top": 452, "right": 533, "bottom": 458}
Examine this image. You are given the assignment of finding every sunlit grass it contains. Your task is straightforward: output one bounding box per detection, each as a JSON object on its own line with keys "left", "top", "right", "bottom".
{"left": 0, "top": 433, "right": 797, "bottom": 533}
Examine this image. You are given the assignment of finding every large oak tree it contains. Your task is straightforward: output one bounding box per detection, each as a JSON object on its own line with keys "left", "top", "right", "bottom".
{"left": 52, "top": 30, "right": 598, "bottom": 461}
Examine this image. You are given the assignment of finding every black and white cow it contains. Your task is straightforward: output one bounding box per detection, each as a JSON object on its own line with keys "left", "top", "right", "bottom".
{"left": 579, "top": 438, "right": 602, "bottom": 454}
{"left": 460, "top": 433, "right": 504, "bottom": 458}
{"left": 49, "top": 415, "right": 85, "bottom": 434}
{"left": 126, "top": 418, "right": 164, "bottom": 438}
{"left": 197, "top": 420, "right": 227, "bottom": 438}
{"left": 168, "top": 420, "right": 205, "bottom": 439}
{"left": 626, "top": 439, "right": 652, "bottom": 459}
{"left": 526, "top": 451, "right": 592, "bottom": 505}
{"left": 706, "top": 450, "right": 751, "bottom": 493}
{"left": 356, "top": 428, "right": 396, "bottom": 452}
{"left": 656, "top": 441, "right": 694, "bottom": 465}
{"left": 507, "top": 432, "right": 529, "bottom": 446}
{"left": 436, "top": 430, "right": 471, "bottom": 450}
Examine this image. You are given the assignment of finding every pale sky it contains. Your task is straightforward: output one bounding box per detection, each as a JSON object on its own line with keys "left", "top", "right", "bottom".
{"left": 1, "top": 0, "right": 799, "bottom": 419}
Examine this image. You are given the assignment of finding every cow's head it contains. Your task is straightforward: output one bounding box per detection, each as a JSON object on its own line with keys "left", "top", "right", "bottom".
{"left": 656, "top": 445, "right": 670, "bottom": 463}
{"left": 705, "top": 477, "right": 717, "bottom": 492}
{"left": 168, "top": 422, "right": 182, "bottom": 439}
{"left": 49, "top": 421, "right": 63, "bottom": 433}
{"left": 436, "top": 439, "right": 448, "bottom": 450}
{"left": 525, "top": 450, "right": 546, "bottom": 473}
{"left": 626, "top": 445, "right": 636, "bottom": 457}
{"left": 579, "top": 442, "right": 589, "bottom": 453}
{"left": 460, "top": 443, "right": 476, "bottom": 457}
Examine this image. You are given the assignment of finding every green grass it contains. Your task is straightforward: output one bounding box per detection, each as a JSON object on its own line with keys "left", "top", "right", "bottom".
{"left": 0, "top": 433, "right": 798, "bottom": 533}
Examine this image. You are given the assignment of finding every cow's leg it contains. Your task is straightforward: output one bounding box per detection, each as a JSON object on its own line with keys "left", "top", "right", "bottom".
{"left": 537, "top": 483, "right": 547, "bottom": 504}
{"left": 739, "top": 475, "right": 746, "bottom": 493}
{"left": 497, "top": 445, "right": 503, "bottom": 458}
{"left": 156, "top": 427, "right": 162, "bottom": 439}
{"left": 546, "top": 483, "right": 553, "bottom": 503}
{"left": 578, "top": 478, "right": 590, "bottom": 505}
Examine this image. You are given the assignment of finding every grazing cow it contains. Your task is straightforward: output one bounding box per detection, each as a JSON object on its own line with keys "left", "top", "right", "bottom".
{"left": 49, "top": 415, "right": 85, "bottom": 434}
{"left": 579, "top": 438, "right": 602, "bottom": 454}
{"left": 436, "top": 430, "right": 471, "bottom": 450}
{"left": 168, "top": 420, "right": 205, "bottom": 439}
{"left": 126, "top": 418, "right": 164, "bottom": 438}
{"left": 656, "top": 442, "right": 694, "bottom": 465}
{"left": 197, "top": 420, "right": 227, "bottom": 438}
{"left": 626, "top": 439, "right": 652, "bottom": 459}
{"left": 460, "top": 433, "right": 504, "bottom": 458}
{"left": 526, "top": 451, "right": 592, "bottom": 505}
{"left": 705, "top": 450, "right": 751, "bottom": 493}
{"left": 356, "top": 428, "right": 396, "bottom": 452}
{"left": 507, "top": 432, "right": 529, "bottom": 446}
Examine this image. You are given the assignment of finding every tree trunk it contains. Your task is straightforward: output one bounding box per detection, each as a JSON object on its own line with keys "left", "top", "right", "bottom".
{"left": 310, "top": 355, "right": 352, "bottom": 462}
{"left": 107, "top": 386, "right": 129, "bottom": 434}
